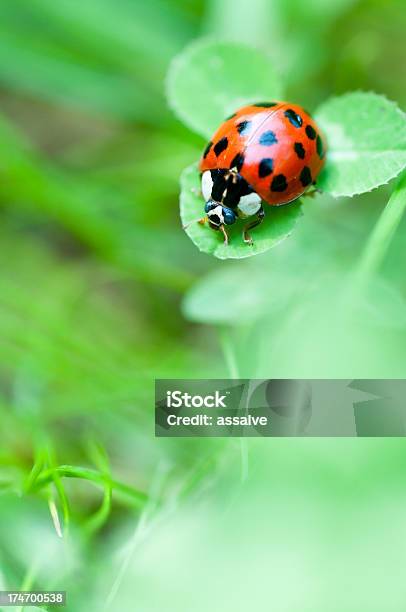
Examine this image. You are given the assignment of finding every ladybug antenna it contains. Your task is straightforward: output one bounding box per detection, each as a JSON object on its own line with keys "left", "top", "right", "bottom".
{"left": 182, "top": 216, "right": 207, "bottom": 230}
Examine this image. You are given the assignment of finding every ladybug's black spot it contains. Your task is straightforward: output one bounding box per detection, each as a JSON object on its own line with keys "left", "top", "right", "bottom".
{"left": 300, "top": 166, "right": 312, "bottom": 187}
{"left": 253, "top": 102, "right": 278, "bottom": 108}
{"left": 203, "top": 141, "right": 212, "bottom": 158}
{"left": 213, "top": 137, "right": 228, "bottom": 156}
{"left": 305, "top": 125, "right": 316, "bottom": 140}
{"left": 284, "top": 109, "right": 303, "bottom": 128}
{"left": 258, "top": 158, "right": 274, "bottom": 178}
{"left": 271, "top": 174, "right": 288, "bottom": 192}
{"left": 230, "top": 152, "right": 244, "bottom": 172}
{"left": 316, "top": 134, "right": 324, "bottom": 158}
{"left": 259, "top": 130, "right": 278, "bottom": 146}
{"left": 225, "top": 112, "right": 236, "bottom": 120}
{"left": 294, "top": 142, "right": 306, "bottom": 160}
{"left": 236, "top": 120, "right": 251, "bottom": 135}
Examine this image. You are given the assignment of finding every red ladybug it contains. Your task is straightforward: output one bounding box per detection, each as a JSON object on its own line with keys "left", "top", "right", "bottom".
{"left": 196, "top": 101, "right": 326, "bottom": 245}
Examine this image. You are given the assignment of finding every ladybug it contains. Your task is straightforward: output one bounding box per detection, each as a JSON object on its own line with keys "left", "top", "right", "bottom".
{"left": 194, "top": 101, "right": 326, "bottom": 245}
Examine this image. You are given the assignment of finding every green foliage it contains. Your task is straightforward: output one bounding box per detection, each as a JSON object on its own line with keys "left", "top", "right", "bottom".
{"left": 183, "top": 264, "right": 273, "bottom": 324}
{"left": 180, "top": 164, "right": 302, "bottom": 259}
{"left": 0, "top": 0, "right": 195, "bottom": 121}
{"left": 182, "top": 259, "right": 309, "bottom": 324}
{"left": 0, "top": 114, "right": 196, "bottom": 291}
{"left": 184, "top": 259, "right": 406, "bottom": 330}
{"left": 315, "top": 92, "right": 406, "bottom": 197}
{"left": 167, "top": 39, "right": 283, "bottom": 138}
{"left": 204, "top": 0, "right": 358, "bottom": 100}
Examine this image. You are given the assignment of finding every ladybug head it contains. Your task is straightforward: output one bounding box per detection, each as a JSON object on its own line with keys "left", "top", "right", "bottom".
{"left": 204, "top": 200, "right": 236, "bottom": 230}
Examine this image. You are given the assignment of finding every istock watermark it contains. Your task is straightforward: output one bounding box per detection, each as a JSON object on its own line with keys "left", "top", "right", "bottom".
{"left": 156, "top": 379, "right": 308, "bottom": 437}
{"left": 166, "top": 390, "right": 229, "bottom": 408}
{"left": 155, "top": 379, "right": 406, "bottom": 437}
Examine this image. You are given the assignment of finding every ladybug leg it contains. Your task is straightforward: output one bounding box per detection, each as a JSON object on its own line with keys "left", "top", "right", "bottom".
{"left": 243, "top": 206, "right": 265, "bottom": 245}
{"left": 220, "top": 225, "right": 229, "bottom": 246}
{"left": 302, "top": 190, "right": 316, "bottom": 199}
{"left": 302, "top": 186, "right": 321, "bottom": 199}
{"left": 182, "top": 216, "right": 207, "bottom": 230}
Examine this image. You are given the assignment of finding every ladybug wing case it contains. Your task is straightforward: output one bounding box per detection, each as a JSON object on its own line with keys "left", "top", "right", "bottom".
{"left": 240, "top": 104, "right": 326, "bottom": 205}
{"left": 199, "top": 105, "right": 273, "bottom": 174}
{"left": 200, "top": 102, "right": 326, "bottom": 207}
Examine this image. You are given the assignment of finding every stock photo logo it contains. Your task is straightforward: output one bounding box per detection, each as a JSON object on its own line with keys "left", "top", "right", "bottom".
{"left": 155, "top": 379, "right": 313, "bottom": 437}
{"left": 156, "top": 379, "right": 406, "bottom": 437}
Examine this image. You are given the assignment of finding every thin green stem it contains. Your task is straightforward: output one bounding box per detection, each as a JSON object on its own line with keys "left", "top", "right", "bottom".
{"left": 17, "top": 564, "right": 37, "bottom": 612}
{"left": 219, "top": 328, "right": 239, "bottom": 379}
{"left": 84, "top": 482, "right": 113, "bottom": 535}
{"left": 219, "top": 327, "right": 249, "bottom": 481}
{"left": 83, "top": 440, "right": 113, "bottom": 535}
{"left": 355, "top": 170, "right": 406, "bottom": 280}
{"left": 32, "top": 466, "right": 148, "bottom": 509}
{"left": 23, "top": 447, "right": 45, "bottom": 493}
{"left": 44, "top": 445, "right": 70, "bottom": 537}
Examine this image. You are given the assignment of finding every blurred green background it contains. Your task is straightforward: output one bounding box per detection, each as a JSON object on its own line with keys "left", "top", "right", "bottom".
{"left": 0, "top": 0, "right": 405, "bottom": 610}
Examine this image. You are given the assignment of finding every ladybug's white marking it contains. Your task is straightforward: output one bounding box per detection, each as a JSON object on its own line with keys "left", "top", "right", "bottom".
{"left": 237, "top": 192, "right": 261, "bottom": 218}
{"left": 208, "top": 205, "right": 224, "bottom": 225}
{"left": 201, "top": 171, "right": 214, "bottom": 201}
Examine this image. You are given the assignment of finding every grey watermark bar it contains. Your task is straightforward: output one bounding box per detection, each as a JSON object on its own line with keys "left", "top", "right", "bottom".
{"left": 155, "top": 379, "right": 406, "bottom": 437}
{"left": 0, "top": 591, "right": 66, "bottom": 606}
